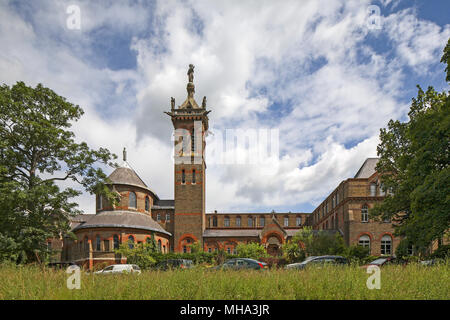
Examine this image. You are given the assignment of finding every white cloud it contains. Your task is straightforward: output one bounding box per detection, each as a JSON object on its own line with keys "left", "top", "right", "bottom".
{"left": 0, "top": 0, "right": 448, "bottom": 214}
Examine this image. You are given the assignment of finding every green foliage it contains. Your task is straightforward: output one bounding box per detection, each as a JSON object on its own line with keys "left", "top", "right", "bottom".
{"left": 283, "top": 227, "right": 346, "bottom": 262}
{"left": 441, "top": 37, "right": 450, "bottom": 82}
{"left": 281, "top": 241, "right": 305, "bottom": 263}
{"left": 114, "top": 242, "right": 157, "bottom": 270}
{"left": 0, "top": 82, "right": 117, "bottom": 263}
{"left": 235, "top": 242, "right": 268, "bottom": 260}
{"left": 430, "top": 244, "right": 450, "bottom": 259}
{"left": 344, "top": 245, "right": 370, "bottom": 264}
{"left": 2, "top": 262, "right": 450, "bottom": 299}
{"left": 371, "top": 44, "right": 450, "bottom": 252}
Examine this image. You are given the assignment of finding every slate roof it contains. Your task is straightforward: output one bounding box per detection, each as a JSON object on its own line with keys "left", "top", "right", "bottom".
{"left": 71, "top": 210, "right": 171, "bottom": 236}
{"left": 354, "top": 158, "right": 379, "bottom": 178}
{"left": 107, "top": 166, "right": 159, "bottom": 199}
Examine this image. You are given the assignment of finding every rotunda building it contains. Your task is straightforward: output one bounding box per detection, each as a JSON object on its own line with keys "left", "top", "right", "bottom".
{"left": 62, "top": 150, "right": 171, "bottom": 269}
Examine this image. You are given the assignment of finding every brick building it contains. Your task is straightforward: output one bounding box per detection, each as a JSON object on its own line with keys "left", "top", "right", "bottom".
{"left": 59, "top": 66, "right": 400, "bottom": 268}
{"left": 307, "top": 158, "right": 400, "bottom": 256}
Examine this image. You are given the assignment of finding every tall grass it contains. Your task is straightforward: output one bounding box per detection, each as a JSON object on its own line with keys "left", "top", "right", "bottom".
{"left": 0, "top": 263, "right": 448, "bottom": 300}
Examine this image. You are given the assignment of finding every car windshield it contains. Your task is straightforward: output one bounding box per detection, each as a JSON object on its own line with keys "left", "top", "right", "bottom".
{"left": 370, "top": 258, "right": 388, "bottom": 265}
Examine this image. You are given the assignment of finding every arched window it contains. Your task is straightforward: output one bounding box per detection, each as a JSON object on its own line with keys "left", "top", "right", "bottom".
{"left": 183, "top": 246, "right": 187, "bottom": 253}
{"left": 236, "top": 216, "right": 241, "bottom": 227}
{"left": 96, "top": 235, "right": 101, "bottom": 251}
{"left": 359, "top": 235, "right": 371, "bottom": 252}
{"left": 113, "top": 235, "right": 119, "bottom": 249}
{"left": 192, "top": 169, "right": 196, "bottom": 184}
{"left": 129, "top": 192, "right": 137, "bottom": 208}
{"left": 128, "top": 235, "right": 135, "bottom": 249}
{"left": 370, "top": 183, "right": 377, "bottom": 196}
{"left": 145, "top": 196, "right": 150, "bottom": 211}
{"left": 158, "top": 240, "right": 162, "bottom": 252}
{"left": 361, "top": 205, "right": 369, "bottom": 222}
{"left": 163, "top": 245, "right": 166, "bottom": 253}
{"left": 381, "top": 235, "right": 392, "bottom": 255}
{"left": 146, "top": 237, "right": 152, "bottom": 244}
{"left": 212, "top": 216, "right": 217, "bottom": 227}
{"left": 182, "top": 169, "right": 186, "bottom": 184}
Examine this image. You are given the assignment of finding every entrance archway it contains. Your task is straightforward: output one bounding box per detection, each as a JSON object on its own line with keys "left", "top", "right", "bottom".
{"left": 266, "top": 235, "right": 281, "bottom": 256}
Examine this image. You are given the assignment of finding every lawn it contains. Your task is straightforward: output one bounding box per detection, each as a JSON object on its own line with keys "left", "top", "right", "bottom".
{"left": 0, "top": 263, "right": 448, "bottom": 300}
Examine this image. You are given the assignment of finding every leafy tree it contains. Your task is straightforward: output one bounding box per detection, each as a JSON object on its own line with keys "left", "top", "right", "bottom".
{"left": 345, "top": 245, "right": 370, "bottom": 262}
{"left": 371, "top": 40, "right": 450, "bottom": 253}
{"left": 281, "top": 240, "right": 305, "bottom": 263}
{"left": 0, "top": 82, "right": 117, "bottom": 263}
{"left": 235, "top": 242, "right": 268, "bottom": 260}
{"left": 114, "top": 242, "right": 157, "bottom": 270}
{"left": 284, "top": 227, "right": 345, "bottom": 260}
{"left": 441, "top": 37, "right": 450, "bottom": 82}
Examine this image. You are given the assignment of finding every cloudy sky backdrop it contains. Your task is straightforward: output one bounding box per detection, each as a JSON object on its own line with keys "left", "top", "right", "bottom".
{"left": 1, "top": 0, "right": 449, "bottom": 214}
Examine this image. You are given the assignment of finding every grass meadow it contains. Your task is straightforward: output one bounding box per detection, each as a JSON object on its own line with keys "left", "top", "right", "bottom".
{"left": 0, "top": 263, "right": 449, "bottom": 300}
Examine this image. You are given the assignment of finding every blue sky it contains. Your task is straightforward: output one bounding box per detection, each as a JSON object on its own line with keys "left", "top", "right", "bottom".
{"left": 1, "top": 0, "right": 449, "bottom": 214}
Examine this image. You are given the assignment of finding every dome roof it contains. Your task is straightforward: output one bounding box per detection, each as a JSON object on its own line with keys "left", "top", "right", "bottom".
{"left": 72, "top": 210, "right": 171, "bottom": 236}
{"left": 107, "top": 165, "right": 159, "bottom": 200}
{"left": 108, "top": 166, "right": 148, "bottom": 189}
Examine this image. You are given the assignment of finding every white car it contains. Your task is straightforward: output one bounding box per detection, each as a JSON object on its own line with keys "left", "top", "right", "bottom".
{"left": 95, "top": 264, "right": 141, "bottom": 275}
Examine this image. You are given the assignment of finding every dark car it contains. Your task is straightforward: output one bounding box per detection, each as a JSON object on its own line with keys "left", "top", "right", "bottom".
{"left": 47, "top": 262, "right": 77, "bottom": 269}
{"left": 361, "top": 256, "right": 407, "bottom": 268}
{"left": 154, "top": 259, "right": 194, "bottom": 270}
{"left": 285, "top": 255, "right": 349, "bottom": 270}
{"left": 214, "top": 258, "right": 268, "bottom": 270}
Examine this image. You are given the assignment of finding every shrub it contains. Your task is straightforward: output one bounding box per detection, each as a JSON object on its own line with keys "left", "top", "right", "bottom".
{"left": 430, "top": 244, "right": 450, "bottom": 259}
{"left": 235, "top": 242, "right": 268, "bottom": 260}
{"left": 345, "top": 245, "right": 370, "bottom": 264}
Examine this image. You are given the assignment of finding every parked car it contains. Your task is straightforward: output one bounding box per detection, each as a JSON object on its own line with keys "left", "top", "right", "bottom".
{"left": 214, "top": 258, "right": 268, "bottom": 270}
{"left": 361, "top": 256, "right": 407, "bottom": 268}
{"left": 285, "top": 255, "right": 349, "bottom": 270}
{"left": 154, "top": 259, "right": 194, "bottom": 271}
{"left": 94, "top": 264, "right": 141, "bottom": 274}
{"left": 47, "top": 262, "right": 78, "bottom": 269}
